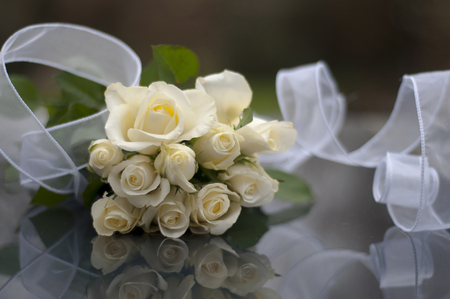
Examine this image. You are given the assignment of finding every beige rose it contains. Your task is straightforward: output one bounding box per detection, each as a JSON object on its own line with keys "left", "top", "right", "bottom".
{"left": 88, "top": 139, "right": 124, "bottom": 178}
{"left": 108, "top": 155, "right": 170, "bottom": 208}
{"left": 223, "top": 253, "right": 275, "bottom": 296}
{"left": 193, "top": 123, "right": 244, "bottom": 170}
{"left": 154, "top": 143, "right": 197, "bottom": 193}
{"left": 190, "top": 183, "right": 241, "bottom": 235}
{"left": 92, "top": 195, "right": 142, "bottom": 236}
{"left": 237, "top": 117, "right": 297, "bottom": 155}
{"left": 139, "top": 187, "right": 192, "bottom": 238}
{"left": 91, "top": 235, "right": 136, "bottom": 275}
{"left": 105, "top": 82, "right": 216, "bottom": 155}
{"left": 106, "top": 265, "right": 168, "bottom": 299}
{"left": 196, "top": 70, "right": 252, "bottom": 126}
{"left": 219, "top": 162, "right": 278, "bottom": 207}
{"left": 139, "top": 236, "right": 189, "bottom": 273}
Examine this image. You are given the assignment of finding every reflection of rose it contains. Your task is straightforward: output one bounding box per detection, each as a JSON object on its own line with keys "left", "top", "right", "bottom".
{"left": 139, "top": 236, "right": 189, "bottom": 273}
{"left": 194, "top": 238, "right": 238, "bottom": 289}
{"left": 154, "top": 143, "right": 197, "bottom": 193}
{"left": 105, "top": 82, "right": 216, "bottom": 155}
{"left": 193, "top": 123, "right": 244, "bottom": 170}
{"left": 237, "top": 117, "right": 297, "bottom": 155}
{"left": 219, "top": 162, "right": 278, "bottom": 207}
{"left": 192, "top": 285, "right": 233, "bottom": 299}
{"left": 106, "top": 265, "right": 167, "bottom": 299}
{"left": 109, "top": 155, "right": 170, "bottom": 208}
{"left": 196, "top": 70, "right": 252, "bottom": 126}
{"left": 91, "top": 235, "right": 136, "bottom": 275}
{"left": 244, "top": 288, "right": 282, "bottom": 299}
{"left": 92, "top": 195, "right": 142, "bottom": 236}
{"left": 190, "top": 183, "right": 241, "bottom": 235}
{"left": 88, "top": 139, "right": 124, "bottom": 178}
{"left": 223, "top": 253, "right": 275, "bottom": 296}
{"left": 139, "top": 187, "right": 192, "bottom": 238}
{"left": 161, "top": 274, "right": 195, "bottom": 299}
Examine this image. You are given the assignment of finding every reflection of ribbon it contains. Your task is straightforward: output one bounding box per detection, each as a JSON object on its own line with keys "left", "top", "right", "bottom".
{"left": 272, "top": 62, "right": 450, "bottom": 231}
{"left": 0, "top": 24, "right": 141, "bottom": 197}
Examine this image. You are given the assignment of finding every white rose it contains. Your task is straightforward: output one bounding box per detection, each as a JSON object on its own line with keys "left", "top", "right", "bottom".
{"left": 92, "top": 195, "right": 143, "bottom": 236}
{"left": 196, "top": 70, "right": 252, "bottom": 126}
{"left": 193, "top": 123, "right": 244, "bottom": 170}
{"left": 237, "top": 117, "right": 297, "bottom": 155}
{"left": 88, "top": 139, "right": 124, "bottom": 178}
{"left": 244, "top": 288, "right": 282, "bottom": 299}
{"left": 194, "top": 238, "right": 238, "bottom": 289}
{"left": 162, "top": 275, "right": 195, "bottom": 299}
{"left": 190, "top": 183, "right": 241, "bottom": 235}
{"left": 219, "top": 162, "right": 278, "bottom": 207}
{"left": 106, "top": 265, "right": 168, "bottom": 299}
{"left": 223, "top": 253, "right": 275, "bottom": 296}
{"left": 108, "top": 155, "right": 170, "bottom": 208}
{"left": 105, "top": 82, "right": 216, "bottom": 155}
{"left": 154, "top": 143, "right": 197, "bottom": 193}
{"left": 139, "top": 236, "right": 189, "bottom": 273}
{"left": 91, "top": 235, "right": 136, "bottom": 275}
{"left": 139, "top": 187, "right": 192, "bottom": 238}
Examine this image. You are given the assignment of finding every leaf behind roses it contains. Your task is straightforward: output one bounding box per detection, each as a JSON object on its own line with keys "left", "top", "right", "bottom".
{"left": 267, "top": 202, "right": 314, "bottom": 226}
{"left": 265, "top": 169, "right": 313, "bottom": 204}
{"left": 234, "top": 107, "right": 253, "bottom": 130}
{"left": 152, "top": 45, "right": 199, "bottom": 84}
{"left": 30, "top": 208, "right": 75, "bottom": 248}
{"left": 30, "top": 187, "right": 68, "bottom": 207}
{"left": 225, "top": 207, "right": 268, "bottom": 249}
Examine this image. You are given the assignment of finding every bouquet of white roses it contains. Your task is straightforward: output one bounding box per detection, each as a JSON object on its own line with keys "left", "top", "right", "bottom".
{"left": 88, "top": 69, "right": 297, "bottom": 238}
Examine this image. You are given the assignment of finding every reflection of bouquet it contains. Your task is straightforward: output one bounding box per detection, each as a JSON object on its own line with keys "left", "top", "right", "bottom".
{"left": 90, "top": 233, "right": 281, "bottom": 299}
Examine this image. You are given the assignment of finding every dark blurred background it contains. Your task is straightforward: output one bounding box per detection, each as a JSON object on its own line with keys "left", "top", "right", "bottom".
{"left": 2, "top": 0, "right": 450, "bottom": 114}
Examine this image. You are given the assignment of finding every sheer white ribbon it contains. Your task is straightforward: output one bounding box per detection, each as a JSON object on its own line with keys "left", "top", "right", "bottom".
{"left": 0, "top": 24, "right": 141, "bottom": 197}
{"left": 271, "top": 62, "right": 450, "bottom": 231}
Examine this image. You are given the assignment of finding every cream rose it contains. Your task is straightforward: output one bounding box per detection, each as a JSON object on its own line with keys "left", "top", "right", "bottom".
{"left": 237, "top": 117, "right": 297, "bottom": 155}
{"left": 194, "top": 238, "right": 238, "bottom": 289}
{"left": 190, "top": 183, "right": 241, "bottom": 235}
{"left": 88, "top": 139, "right": 124, "bottom": 178}
{"left": 139, "top": 187, "right": 192, "bottom": 238}
{"left": 92, "top": 195, "right": 142, "bottom": 236}
{"left": 106, "top": 265, "right": 168, "bottom": 299}
{"left": 139, "top": 236, "right": 189, "bottom": 273}
{"left": 154, "top": 143, "right": 197, "bottom": 193}
{"left": 105, "top": 82, "right": 216, "bottom": 155}
{"left": 91, "top": 235, "right": 136, "bottom": 275}
{"left": 196, "top": 70, "right": 252, "bottom": 126}
{"left": 108, "top": 155, "right": 170, "bottom": 208}
{"left": 219, "top": 162, "right": 278, "bottom": 207}
{"left": 193, "top": 123, "right": 244, "bottom": 170}
{"left": 223, "top": 253, "right": 275, "bottom": 296}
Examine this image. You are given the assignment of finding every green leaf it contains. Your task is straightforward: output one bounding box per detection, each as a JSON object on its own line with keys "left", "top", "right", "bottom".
{"left": 152, "top": 45, "right": 199, "bottom": 84}
{"left": 3, "top": 162, "right": 20, "bottom": 181}
{"left": 30, "top": 187, "right": 68, "bottom": 207}
{"left": 0, "top": 244, "right": 20, "bottom": 276}
{"left": 54, "top": 72, "right": 106, "bottom": 110}
{"left": 83, "top": 180, "right": 106, "bottom": 209}
{"left": 140, "top": 61, "right": 160, "bottom": 86}
{"left": 10, "top": 75, "right": 41, "bottom": 112}
{"left": 30, "top": 208, "right": 75, "bottom": 248}
{"left": 265, "top": 169, "right": 313, "bottom": 203}
{"left": 267, "top": 202, "right": 314, "bottom": 226}
{"left": 225, "top": 207, "right": 268, "bottom": 249}
{"left": 46, "top": 103, "right": 98, "bottom": 128}
{"left": 234, "top": 107, "right": 253, "bottom": 130}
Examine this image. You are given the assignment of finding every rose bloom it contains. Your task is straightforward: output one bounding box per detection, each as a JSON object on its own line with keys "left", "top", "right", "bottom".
{"left": 196, "top": 70, "right": 252, "bottom": 127}
{"left": 108, "top": 155, "right": 170, "bottom": 208}
{"left": 219, "top": 162, "right": 278, "bottom": 207}
{"left": 106, "top": 265, "right": 167, "bottom": 299}
{"left": 139, "top": 187, "right": 192, "bottom": 238}
{"left": 190, "top": 183, "right": 241, "bottom": 235}
{"left": 194, "top": 238, "right": 238, "bottom": 289}
{"left": 223, "top": 253, "right": 275, "bottom": 296}
{"left": 88, "top": 139, "right": 124, "bottom": 178}
{"left": 237, "top": 117, "right": 297, "bottom": 155}
{"left": 91, "top": 235, "right": 136, "bottom": 275}
{"left": 105, "top": 82, "right": 216, "bottom": 155}
{"left": 92, "top": 194, "right": 143, "bottom": 236}
{"left": 139, "top": 236, "right": 189, "bottom": 273}
{"left": 193, "top": 122, "right": 244, "bottom": 170}
{"left": 154, "top": 143, "right": 197, "bottom": 193}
